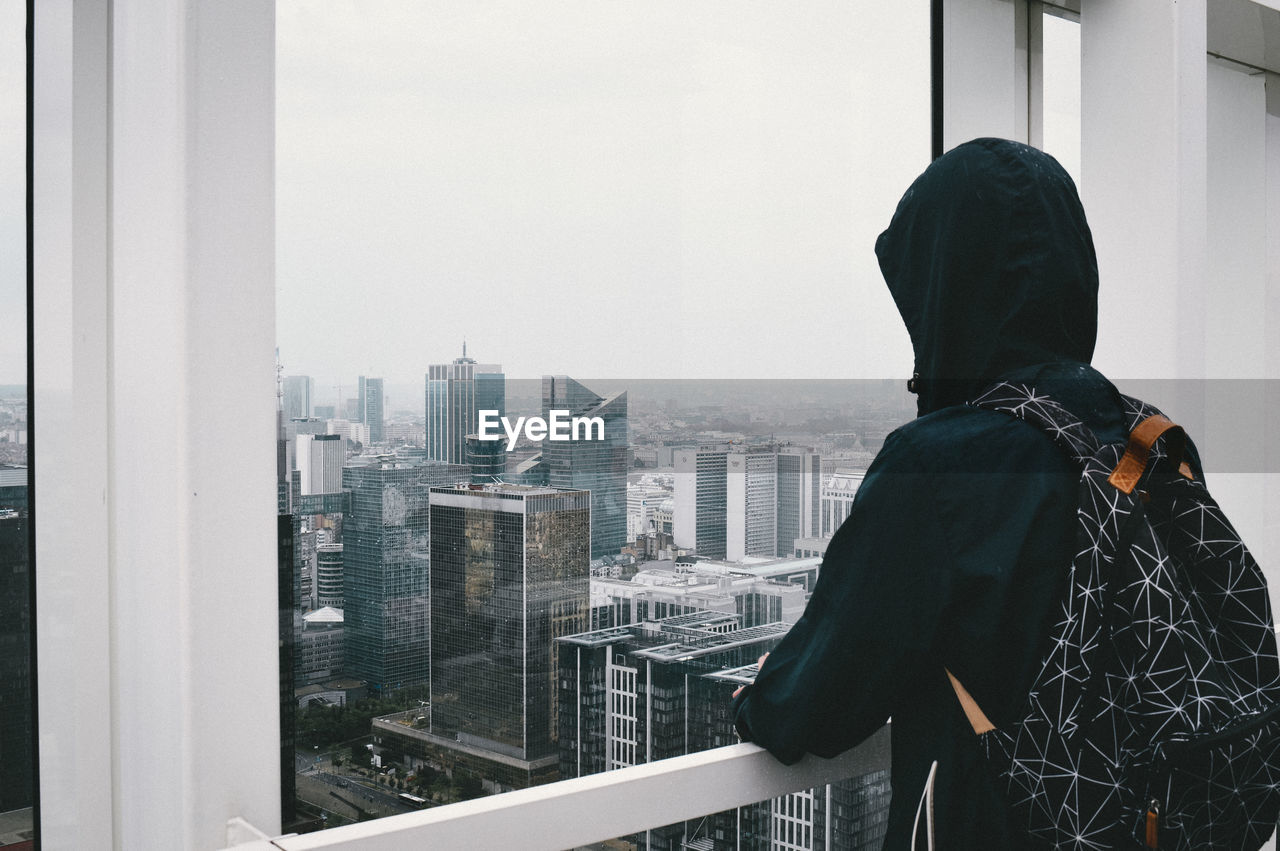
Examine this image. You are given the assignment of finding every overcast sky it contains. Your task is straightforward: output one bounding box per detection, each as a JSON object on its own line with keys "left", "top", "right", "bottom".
{"left": 276, "top": 2, "right": 934, "bottom": 396}
{"left": 1, "top": 0, "right": 21, "bottom": 386}
{"left": 2, "top": 5, "right": 1080, "bottom": 393}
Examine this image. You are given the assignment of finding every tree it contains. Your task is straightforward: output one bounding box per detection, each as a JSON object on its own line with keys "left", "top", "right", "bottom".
{"left": 456, "top": 772, "right": 483, "bottom": 801}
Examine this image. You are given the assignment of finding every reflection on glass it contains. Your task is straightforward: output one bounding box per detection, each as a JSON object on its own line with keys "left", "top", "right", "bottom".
{"left": 428, "top": 486, "right": 589, "bottom": 781}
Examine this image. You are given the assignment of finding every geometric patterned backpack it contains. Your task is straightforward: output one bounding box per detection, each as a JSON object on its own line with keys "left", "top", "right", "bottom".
{"left": 947, "top": 382, "right": 1280, "bottom": 849}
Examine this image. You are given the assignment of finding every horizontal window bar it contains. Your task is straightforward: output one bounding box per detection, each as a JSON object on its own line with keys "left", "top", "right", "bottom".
{"left": 224, "top": 727, "right": 889, "bottom": 851}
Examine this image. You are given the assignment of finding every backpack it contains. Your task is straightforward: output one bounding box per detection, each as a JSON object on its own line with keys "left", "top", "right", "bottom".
{"left": 947, "top": 382, "right": 1280, "bottom": 849}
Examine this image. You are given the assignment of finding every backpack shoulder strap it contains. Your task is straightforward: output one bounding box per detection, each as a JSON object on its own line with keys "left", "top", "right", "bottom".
{"left": 971, "top": 383, "right": 1195, "bottom": 489}
{"left": 1108, "top": 413, "right": 1194, "bottom": 493}
{"left": 968, "top": 381, "right": 1102, "bottom": 466}
{"left": 1116, "top": 394, "right": 1197, "bottom": 486}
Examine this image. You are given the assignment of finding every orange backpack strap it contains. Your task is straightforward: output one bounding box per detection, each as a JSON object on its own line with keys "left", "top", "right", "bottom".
{"left": 1107, "top": 414, "right": 1193, "bottom": 494}
{"left": 946, "top": 669, "right": 995, "bottom": 734}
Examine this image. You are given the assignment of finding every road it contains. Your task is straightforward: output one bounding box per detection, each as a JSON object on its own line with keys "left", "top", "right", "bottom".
{"left": 295, "top": 753, "right": 422, "bottom": 822}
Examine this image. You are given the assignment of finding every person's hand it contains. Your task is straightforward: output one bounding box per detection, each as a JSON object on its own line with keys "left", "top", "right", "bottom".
{"left": 732, "top": 653, "right": 770, "bottom": 698}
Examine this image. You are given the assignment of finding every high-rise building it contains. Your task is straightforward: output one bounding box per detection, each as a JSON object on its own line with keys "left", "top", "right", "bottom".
{"left": 297, "top": 433, "right": 344, "bottom": 496}
{"left": 287, "top": 417, "right": 327, "bottom": 438}
{"left": 690, "top": 668, "right": 891, "bottom": 850}
{"left": 726, "top": 446, "right": 778, "bottom": 561}
{"left": 541, "top": 376, "right": 628, "bottom": 559}
{"left": 557, "top": 612, "right": 891, "bottom": 850}
{"left": 627, "top": 479, "right": 672, "bottom": 541}
{"left": 429, "top": 483, "right": 590, "bottom": 772}
{"left": 558, "top": 613, "right": 785, "bottom": 781}
{"left": 361, "top": 376, "right": 385, "bottom": 445}
{"left": 466, "top": 434, "right": 506, "bottom": 483}
{"left": 677, "top": 445, "right": 822, "bottom": 562}
{"left": 276, "top": 514, "right": 297, "bottom": 826}
{"left": 821, "top": 469, "right": 865, "bottom": 537}
{"left": 295, "top": 606, "right": 344, "bottom": 686}
{"left": 775, "top": 447, "right": 822, "bottom": 557}
{"left": 315, "top": 543, "right": 344, "bottom": 608}
{"left": 425, "top": 346, "right": 504, "bottom": 465}
{"left": 672, "top": 445, "right": 731, "bottom": 558}
{"left": 556, "top": 613, "right": 782, "bottom": 850}
{"left": 282, "top": 375, "right": 313, "bottom": 420}
{"left": 342, "top": 459, "right": 468, "bottom": 695}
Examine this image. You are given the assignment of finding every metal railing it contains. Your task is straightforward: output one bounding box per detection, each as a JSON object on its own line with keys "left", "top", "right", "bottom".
{"left": 224, "top": 725, "right": 891, "bottom": 851}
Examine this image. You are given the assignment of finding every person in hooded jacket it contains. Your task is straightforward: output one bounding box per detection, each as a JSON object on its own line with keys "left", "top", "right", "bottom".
{"left": 731, "top": 138, "right": 1150, "bottom": 848}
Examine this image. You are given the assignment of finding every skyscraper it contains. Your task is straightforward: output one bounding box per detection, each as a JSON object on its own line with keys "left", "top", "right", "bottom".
{"left": 425, "top": 346, "right": 504, "bottom": 465}
{"left": 775, "top": 447, "right": 822, "bottom": 557}
{"left": 678, "top": 444, "right": 822, "bottom": 562}
{"left": 342, "top": 459, "right": 467, "bottom": 695}
{"left": 821, "top": 469, "right": 865, "bottom": 537}
{"left": 429, "top": 483, "right": 590, "bottom": 769}
{"left": 361, "top": 376, "right": 385, "bottom": 445}
{"left": 276, "top": 513, "right": 297, "bottom": 826}
{"left": 672, "top": 444, "right": 731, "bottom": 559}
{"left": 297, "top": 433, "right": 344, "bottom": 496}
{"left": 282, "top": 375, "right": 313, "bottom": 420}
{"left": 557, "top": 612, "right": 891, "bottom": 850}
{"left": 726, "top": 446, "right": 778, "bottom": 561}
{"left": 466, "top": 433, "right": 506, "bottom": 483}
{"left": 541, "top": 376, "right": 628, "bottom": 559}
{"left": 556, "top": 613, "right": 786, "bottom": 850}
{"left": 315, "top": 543, "right": 344, "bottom": 609}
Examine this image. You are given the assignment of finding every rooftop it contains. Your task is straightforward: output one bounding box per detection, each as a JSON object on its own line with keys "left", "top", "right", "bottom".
{"left": 302, "top": 607, "right": 343, "bottom": 625}
{"left": 558, "top": 612, "right": 789, "bottom": 663}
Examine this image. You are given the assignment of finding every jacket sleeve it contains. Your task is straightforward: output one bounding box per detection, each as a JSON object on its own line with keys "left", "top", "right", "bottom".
{"left": 731, "top": 429, "right": 953, "bottom": 763}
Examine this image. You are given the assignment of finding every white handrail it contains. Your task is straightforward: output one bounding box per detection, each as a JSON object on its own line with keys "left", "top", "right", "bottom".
{"left": 223, "top": 726, "right": 890, "bottom": 851}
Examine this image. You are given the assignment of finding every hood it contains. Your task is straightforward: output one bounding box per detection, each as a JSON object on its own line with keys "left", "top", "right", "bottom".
{"left": 876, "top": 138, "right": 1098, "bottom": 417}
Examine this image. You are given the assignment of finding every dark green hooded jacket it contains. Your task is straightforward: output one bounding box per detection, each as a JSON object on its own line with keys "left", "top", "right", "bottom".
{"left": 732, "top": 138, "right": 1134, "bottom": 848}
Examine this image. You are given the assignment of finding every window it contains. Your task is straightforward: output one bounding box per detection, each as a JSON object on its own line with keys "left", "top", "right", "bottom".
{"left": 26, "top": 3, "right": 1280, "bottom": 848}
{"left": 276, "top": 2, "right": 926, "bottom": 841}
{"left": 0, "top": 0, "right": 32, "bottom": 843}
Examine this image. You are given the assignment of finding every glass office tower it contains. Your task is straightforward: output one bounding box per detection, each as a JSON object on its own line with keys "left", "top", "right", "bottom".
{"left": 429, "top": 483, "right": 589, "bottom": 764}
{"left": 425, "top": 347, "right": 504, "bottom": 465}
{"left": 282, "top": 375, "right": 313, "bottom": 421}
{"left": 361, "top": 376, "right": 385, "bottom": 445}
{"left": 541, "top": 376, "right": 628, "bottom": 559}
{"left": 342, "top": 459, "right": 467, "bottom": 695}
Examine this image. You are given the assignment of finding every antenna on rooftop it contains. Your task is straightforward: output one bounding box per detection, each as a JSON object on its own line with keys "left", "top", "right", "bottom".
{"left": 275, "top": 351, "right": 283, "bottom": 404}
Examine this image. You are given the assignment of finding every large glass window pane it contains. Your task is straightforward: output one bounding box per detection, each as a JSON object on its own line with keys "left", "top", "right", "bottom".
{"left": 277, "top": 3, "right": 926, "bottom": 843}
{"left": 0, "top": 0, "right": 34, "bottom": 844}
{"left": 1042, "top": 9, "right": 1080, "bottom": 187}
